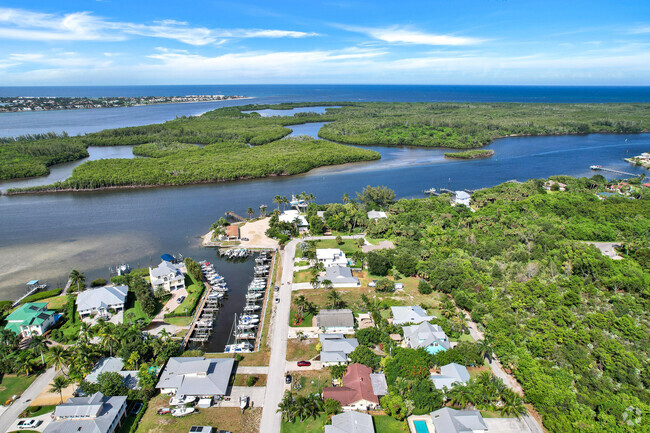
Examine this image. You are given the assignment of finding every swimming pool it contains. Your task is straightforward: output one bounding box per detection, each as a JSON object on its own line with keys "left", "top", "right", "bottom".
{"left": 413, "top": 420, "right": 430, "bottom": 433}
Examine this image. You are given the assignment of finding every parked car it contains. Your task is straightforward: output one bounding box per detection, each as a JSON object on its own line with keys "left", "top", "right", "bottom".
{"left": 297, "top": 360, "right": 311, "bottom": 367}
{"left": 275, "top": 298, "right": 280, "bottom": 304}
{"left": 274, "top": 286, "right": 279, "bottom": 291}
{"left": 157, "top": 407, "right": 172, "bottom": 415}
{"left": 130, "top": 402, "right": 144, "bottom": 415}
{"left": 17, "top": 419, "right": 42, "bottom": 429}
{"left": 368, "top": 280, "right": 377, "bottom": 287}
{"left": 285, "top": 374, "right": 292, "bottom": 384}
{"left": 176, "top": 296, "right": 186, "bottom": 304}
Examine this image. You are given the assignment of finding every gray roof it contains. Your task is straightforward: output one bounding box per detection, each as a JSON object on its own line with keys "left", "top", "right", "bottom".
{"left": 46, "top": 392, "right": 127, "bottom": 433}
{"left": 150, "top": 261, "right": 184, "bottom": 281}
{"left": 315, "top": 309, "right": 354, "bottom": 329}
{"left": 367, "top": 210, "right": 387, "bottom": 219}
{"left": 319, "top": 266, "right": 360, "bottom": 285}
{"left": 325, "top": 411, "right": 375, "bottom": 433}
{"left": 320, "top": 334, "right": 358, "bottom": 363}
{"left": 156, "top": 357, "right": 235, "bottom": 396}
{"left": 403, "top": 322, "right": 450, "bottom": 350}
{"left": 430, "top": 408, "right": 487, "bottom": 433}
{"left": 369, "top": 373, "right": 388, "bottom": 396}
{"left": 430, "top": 363, "right": 470, "bottom": 390}
{"left": 76, "top": 285, "right": 128, "bottom": 313}
{"left": 391, "top": 306, "right": 433, "bottom": 325}
{"left": 85, "top": 357, "right": 139, "bottom": 390}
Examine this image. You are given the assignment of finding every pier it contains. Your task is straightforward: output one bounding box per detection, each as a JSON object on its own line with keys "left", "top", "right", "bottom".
{"left": 590, "top": 166, "right": 638, "bottom": 177}
{"left": 225, "top": 211, "right": 247, "bottom": 222}
{"left": 181, "top": 279, "right": 219, "bottom": 349}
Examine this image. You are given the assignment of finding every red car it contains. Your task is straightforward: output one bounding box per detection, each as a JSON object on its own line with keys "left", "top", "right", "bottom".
{"left": 297, "top": 361, "right": 311, "bottom": 367}
{"left": 157, "top": 408, "right": 171, "bottom": 415}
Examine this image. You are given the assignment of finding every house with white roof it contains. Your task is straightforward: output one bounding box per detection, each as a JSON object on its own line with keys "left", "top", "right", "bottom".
{"left": 367, "top": 210, "right": 387, "bottom": 220}
{"left": 156, "top": 357, "right": 235, "bottom": 398}
{"left": 391, "top": 306, "right": 434, "bottom": 325}
{"left": 279, "top": 210, "right": 309, "bottom": 228}
{"left": 76, "top": 285, "right": 128, "bottom": 319}
{"left": 325, "top": 411, "right": 375, "bottom": 433}
{"left": 430, "top": 363, "right": 471, "bottom": 390}
{"left": 85, "top": 357, "right": 140, "bottom": 390}
{"left": 316, "top": 249, "right": 348, "bottom": 267}
{"left": 43, "top": 392, "right": 127, "bottom": 433}
{"left": 319, "top": 333, "right": 359, "bottom": 366}
{"left": 149, "top": 260, "right": 185, "bottom": 292}
{"left": 403, "top": 321, "right": 450, "bottom": 354}
{"left": 319, "top": 266, "right": 360, "bottom": 288}
{"left": 453, "top": 191, "right": 471, "bottom": 207}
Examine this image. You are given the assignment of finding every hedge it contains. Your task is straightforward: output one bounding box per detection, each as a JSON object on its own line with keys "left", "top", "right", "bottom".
{"left": 22, "top": 288, "right": 63, "bottom": 304}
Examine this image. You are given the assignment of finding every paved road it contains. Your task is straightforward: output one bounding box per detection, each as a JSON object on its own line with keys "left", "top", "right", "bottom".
{"left": 260, "top": 239, "right": 298, "bottom": 433}
{"left": 0, "top": 367, "right": 57, "bottom": 433}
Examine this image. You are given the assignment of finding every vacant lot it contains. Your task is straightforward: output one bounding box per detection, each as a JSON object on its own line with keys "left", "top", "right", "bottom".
{"left": 286, "top": 338, "right": 319, "bottom": 361}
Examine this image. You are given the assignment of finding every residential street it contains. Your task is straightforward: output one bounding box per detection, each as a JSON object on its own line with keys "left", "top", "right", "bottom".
{"left": 0, "top": 366, "right": 57, "bottom": 433}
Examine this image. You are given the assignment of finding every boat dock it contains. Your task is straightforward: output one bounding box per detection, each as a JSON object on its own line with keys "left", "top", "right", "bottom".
{"left": 590, "top": 165, "right": 638, "bottom": 177}
{"left": 225, "top": 211, "right": 247, "bottom": 222}
{"left": 182, "top": 278, "right": 221, "bottom": 347}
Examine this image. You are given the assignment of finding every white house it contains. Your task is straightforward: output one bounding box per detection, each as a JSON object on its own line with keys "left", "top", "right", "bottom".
{"left": 403, "top": 321, "right": 450, "bottom": 355}
{"left": 156, "top": 357, "right": 235, "bottom": 398}
{"left": 76, "top": 285, "right": 128, "bottom": 319}
{"left": 279, "top": 210, "right": 309, "bottom": 228}
{"left": 391, "top": 306, "right": 434, "bottom": 325}
{"left": 5, "top": 302, "right": 57, "bottom": 338}
{"left": 453, "top": 191, "right": 471, "bottom": 207}
{"left": 367, "top": 210, "right": 387, "bottom": 220}
{"left": 316, "top": 249, "right": 348, "bottom": 267}
{"left": 430, "top": 363, "right": 471, "bottom": 390}
{"left": 319, "top": 266, "right": 360, "bottom": 288}
{"left": 44, "top": 392, "right": 127, "bottom": 433}
{"left": 149, "top": 260, "right": 185, "bottom": 292}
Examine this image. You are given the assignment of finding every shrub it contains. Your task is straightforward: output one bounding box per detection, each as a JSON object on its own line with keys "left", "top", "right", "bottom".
{"left": 418, "top": 279, "right": 433, "bottom": 294}
{"left": 90, "top": 278, "right": 107, "bottom": 287}
{"left": 22, "top": 288, "right": 62, "bottom": 303}
{"left": 375, "top": 278, "right": 395, "bottom": 293}
{"left": 245, "top": 376, "right": 258, "bottom": 386}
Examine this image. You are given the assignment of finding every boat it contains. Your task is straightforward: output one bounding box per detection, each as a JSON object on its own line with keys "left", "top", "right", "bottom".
{"left": 424, "top": 187, "right": 436, "bottom": 194}
{"left": 237, "top": 323, "right": 257, "bottom": 330}
{"left": 171, "top": 407, "right": 196, "bottom": 417}
{"left": 240, "top": 316, "right": 259, "bottom": 324}
{"left": 170, "top": 395, "right": 197, "bottom": 406}
{"left": 224, "top": 342, "right": 253, "bottom": 353}
{"left": 241, "top": 314, "right": 259, "bottom": 320}
{"left": 235, "top": 332, "right": 256, "bottom": 339}
{"left": 245, "top": 293, "right": 262, "bottom": 300}
{"left": 240, "top": 395, "right": 249, "bottom": 411}
{"left": 590, "top": 165, "right": 602, "bottom": 170}
{"left": 196, "top": 320, "right": 213, "bottom": 327}
{"left": 243, "top": 304, "right": 261, "bottom": 312}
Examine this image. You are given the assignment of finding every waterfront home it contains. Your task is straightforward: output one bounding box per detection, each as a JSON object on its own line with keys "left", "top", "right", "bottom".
{"left": 453, "top": 191, "right": 471, "bottom": 207}
{"left": 43, "top": 392, "right": 127, "bottom": 433}
{"left": 322, "top": 364, "right": 381, "bottom": 411}
{"left": 319, "top": 333, "right": 359, "bottom": 366}
{"left": 319, "top": 265, "right": 360, "bottom": 288}
{"left": 430, "top": 407, "right": 488, "bottom": 433}
{"left": 223, "top": 225, "right": 240, "bottom": 241}
{"left": 85, "top": 357, "right": 140, "bottom": 390}
{"left": 367, "top": 210, "right": 387, "bottom": 220}
{"left": 76, "top": 285, "right": 128, "bottom": 319}
{"left": 279, "top": 210, "right": 309, "bottom": 228}
{"left": 149, "top": 260, "right": 185, "bottom": 292}
{"left": 430, "top": 363, "right": 470, "bottom": 390}
{"left": 403, "top": 321, "right": 450, "bottom": 354}
{"left": 325, "top": 411, "right": 375, "bottom": 433}
{"left": 543, "top": 180, "right": 567, "bottom": 191}
{"left": 315, "top": 309, "right": 355, "bottom": 333}
{"left": 390, "top": 306, "right": 433, "bottom": 325}
{"left": 5, "top": 302, "right": 57, "bottom": 338}
{"left": 316, "top": 248, "right": 348, "bottom": 267}
{"left": 156, "top": 357, "right": 235, "bottom": 398}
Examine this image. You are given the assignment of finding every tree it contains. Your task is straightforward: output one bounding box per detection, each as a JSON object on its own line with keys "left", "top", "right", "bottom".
{"left": 349, "top": 345, "right": 381, "bottom": 369}
{"left": 367, "top": 252, "right": 391, "bottom": 276}
{"left": 342, "top": 193, "right": 350, "bottom": 204}
{"left": 322, "top": 279, "right": 333, "bottom": 290}
{"left": 327, "top": 290, "right": 345, "bottom": 309}
{"left": 375, "top": 277, "right": 395, "bottom": 293}
{"left": 329, "top": 364, "right": 347, "bottom": 379}
{"left": 335, "top": 235, "right": 343, "bottom": 245}
{"left": 96, "top": 371, "right": 129, "bottom": 396}
{"left": 47, "top": 346, "right": 71, "bottom": 375}
{"left": 499, "top": 389, "right": 527, "bottom": 417}
{"left": 356, "top": 185, "right": 396, "bottom": 210}
{"left": 355, "top": 327, "right": 382, "bottom": 347}
{"left": 15, "top": 356, "right": 35, "bottom": 376}
{"left": 380, "top": 392, "right": 409, "bottom": 420}
{"left": 29, "top": 335, "right": 50, "bottom": 365}
{"left": 69, "top": 269, "right": 86, "bottom": 292}
{"left": 477, "top": 338, "right": 493, "bottom": 363}
{"left": 394, "top": 251, "right": 418, "bottom": 276}
{"left": 418, "top": 279, "right": 433, "bottom": 294}
{"left": 259, "top": 204, "right": 267, "bottom": 216}
{"left": 310, "top": 276, "right": 321, "bottom": 290}
{"left": 50, "top": 376, "right": 69, "bottom": 404}
{"left": 273, "top": 195, "right": 282, "bottom": 212}
{"left": 324, "top": 398, "right": 342, "bottom": 415}
{"left": 247, "top": 207, "right": 254, "bottom": 219}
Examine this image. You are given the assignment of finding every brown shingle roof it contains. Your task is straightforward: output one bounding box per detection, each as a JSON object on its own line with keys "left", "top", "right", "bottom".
{"left": 322, "top": 363, "right": 379, "bottom": 407}
{"left": 225, "top": 225, "right": 240, "bottom": 239}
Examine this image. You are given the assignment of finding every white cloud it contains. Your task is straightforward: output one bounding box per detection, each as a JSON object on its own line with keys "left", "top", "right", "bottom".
{"left": 0, "top": 7, "right": 318, "bottom": 45}
{"left": 628, "top": 25, "right": 650, "bottom": 34}
{"left": 339, "top": 24, "right": 484, "bottom": 46}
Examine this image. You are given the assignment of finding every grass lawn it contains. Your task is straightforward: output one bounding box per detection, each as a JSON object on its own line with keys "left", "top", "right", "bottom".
{"left": 40, "top": 296, "right": 68, "bottom": 311}
{"left": 281, "top": 414, "right": 327, "bottom": 433}
{"left": 295, "top": 260, "right": 310, "bottom": 267}
{"left": 291, "top": 370, "right": 332, "bottom": 397}
{"left": 356, "top": 272, "right": 443, "bottom": 310}
{"left": 136, "top": 395, "right": 261, "bottom": 433}
{"left": 457, "top": 334, "right": 475, "bottom": 342}
{"left": 315, "top": 238, "right": 361, "bottom": 255}
{"left": 0, "top": 375, "right": 37, "bottom": 404}
{"left": 467, "top": 365, "right": 491, "bottom": 379}
{"left": 234, "top": 374, "right": 267, "bottom": 387}
{"left": 373, "top": 415, "right": 406, "bottom": 432}
{"left": 20, "top": 405, "right": 55, "bottom": 417}
{"left": 124, "top": 298, "right": 149, "bottom": 323}
{"left": 479, "top": 409, "right": 508, "bottom": 418}
{"left": 206, "top": 352, "right": 271, "bottom": 366}
{"left": 291, "top": 286, "right": 375, "bottom": 314}
{"left": 286, "top": 338, "right": 318, "bottom": 361}
{"left": 116, "top": 414, "right": 139, "bottom": 433}
{"left": 289, "top": 310, "right": 314, "bottom": 327}
{"left": 163, "top": 316, "right": 192, "bottom": 326}
{"left": 293, "top": 269, "right": 313, "bottom": 284}
{"left": 172, "top": 280, "right": 205, "bottom": 316}
{"left": 365, "top": 238, "right": 387, "bottom": 246}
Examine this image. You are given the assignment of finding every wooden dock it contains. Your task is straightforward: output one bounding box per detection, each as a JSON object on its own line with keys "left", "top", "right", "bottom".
{"left": 225, "top": 211, "right": 247, "bottom": 222}
{"left": 253, "top": 252, "right": 276, "bottom": 351}
{"left": 181, "top": 280, "right": 217, "bottom": 350}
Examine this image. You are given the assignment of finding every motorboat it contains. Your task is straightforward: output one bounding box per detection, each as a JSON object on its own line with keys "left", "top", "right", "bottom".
{"left": 239, "top": 316, "right": 259, "bottom": 324}
{"left": 224, "top": 342, "right": 253, "bottom": 353}
{"left": 171, "top": 407, "right": 196, "bottom": 417}
{"left": 235, "top": 332, "right": 256, "bottom": 339}
{"left": 245, "top": 293, "right": 262, "bottom": 300}
{"left": 243, "top": 304, "right": 261, "bottom": 312}
{"left": 170, "top": 395, "right": 197, "bottom": 406}
{"left": 237, "top": 323, "right": 257, "bottom": 330}
{"left": 241, "top": 314, "right": 259, "bottom": 320}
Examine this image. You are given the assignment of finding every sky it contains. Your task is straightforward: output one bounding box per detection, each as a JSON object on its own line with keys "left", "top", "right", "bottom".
{"left": 0, "top": 1, "right": 649, "bottom": 86}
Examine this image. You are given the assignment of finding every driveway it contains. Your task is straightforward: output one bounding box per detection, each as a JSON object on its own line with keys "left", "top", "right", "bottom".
{"left": 0, "top": 367, "right": 57, "bottom": 433}
{"left": 6, "top": 412, "right": 53, "bottom": 432}
{"left": 285, "top": 361, "right": 322, "bottom": 372}
{"left": 154, "top": 288, "right": 188, "bottom": 321}
{"left": 223, "top": 386, "right": 266, "bottom": 408}
{"left": 236, "top": 366, "right": 269, "bottom": 375}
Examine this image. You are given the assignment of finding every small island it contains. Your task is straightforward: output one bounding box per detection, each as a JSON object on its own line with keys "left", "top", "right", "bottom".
{"left": 444, "top": 149, "right": 495, "bottom": 159}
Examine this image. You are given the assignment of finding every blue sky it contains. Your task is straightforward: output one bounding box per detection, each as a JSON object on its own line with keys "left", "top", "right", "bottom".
{"left": 0, "top": 1, "right": 649, "bottom": 85}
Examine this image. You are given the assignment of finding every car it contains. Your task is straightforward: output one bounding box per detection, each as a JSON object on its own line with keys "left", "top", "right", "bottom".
{"left": 130, "top": 402, "right": 144, "bottom": 415}
{"left": 274, "top": 286, "right": 279, "bottom": 291}
{"left": 285, "top": 374, "right": 292, "bottom": 384}
{"left": 176, "top": 296, "right": 186, "bottom": 304}
{"left": 17, "top": 419, "right": 42, "bottom": 429}
{"left": 297, "top": 360, "right": 311, "bottom": 367}
{"left": 275, "top": 298, "right": 280, "bottom": 304}
{"left": 368, "top": 280, "right": 377, "bottom": 288}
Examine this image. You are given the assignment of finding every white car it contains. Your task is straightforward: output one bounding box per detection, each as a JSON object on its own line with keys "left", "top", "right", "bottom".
{"left": 17, "top": 419, "right": 42, "bottom": 429}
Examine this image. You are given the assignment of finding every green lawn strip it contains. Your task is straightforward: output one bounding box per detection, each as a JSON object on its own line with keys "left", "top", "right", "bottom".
{"left": 0, "top": 375, "right": 37, "bottom": 403}
{"left": 171, "top": 282, "right": 203, "bottom": 315}
{"left": 292, "top": 269, "right": 312, "bottom": 284}
{"left": 289, "top": 310, "right": 314, "bottom": 327}
{"left": 373, "top": 415, "right": 406, "bottom": 432}
{"left": 41, "top": 296, "right": 68, "bottom": 311}
{"left": 20, "top": 405, "right": 56, "bottom": 417}
{"left": 479, "top": 409, "right": 508, "bottom": 418}
{"left": 295, "top": 260, "right": 310, "bottom": 267}
{"left": 124, "top": 298, "right": 148, "bottom": 323}
{"left": 163, "top": 316, "right": 192, "bottom": 326}
{"left": 281, "top": 414, "right": 328, "bottom": 433}
{"left": 314, "top": 239, "right": 361, "bottom": 255}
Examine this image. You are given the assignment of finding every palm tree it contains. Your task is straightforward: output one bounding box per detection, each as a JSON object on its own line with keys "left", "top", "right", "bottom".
{"left": 29, "top": 335, "right": 50, "bottom": 365}
{"left": 0, "top": 328, "right": 18, "bottom": 348}
{"left": 327, "top": 290, "right": 344, "bottom": 309}
{"left": 342, "top": 193, "right": 350, "bottom": 204}
{"left": 499, "top": 390, "right": 527, "bottom": 417}
{"left": 310, "top": 276, "right": 321, "bottom": 290}
{"left": 47, "top": 346, "right": 71, "bottom": 375}
{"left": 294, "top": 395, "right": 310, "bottom": 421}
{"left": 15, "top": 356, "right": 35, "bottom": 376}
{"left": 477, "top": 338, "right": 493, "bottom": 363}
{"left": 280, "top": 196, "right": 289, "bottom": 211}
{"left": 50, "top": 376, "right": 70, "bottom": 404}
{"left": 247, "top": 207, "right": 254, "bottom": 219}
{"left": 276, "top": 391, "right": 296, "bottom": 422}
{"left": 69, "top": 269, "right": 86, "bottom": 292}
{"left": 294, "top": 295, "right": 307, "bottom": 314}
{"left": 273, "top": 195, "right": 282, "bottom": 212}
{"left": 447, "top": 384, "right": 472, "bottom": 408}
{"left": 322, "top": 279, "right": 333, "bottom": 290}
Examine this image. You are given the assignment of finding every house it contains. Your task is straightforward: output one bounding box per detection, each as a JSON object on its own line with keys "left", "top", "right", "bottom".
{"left": 543, "top": 180, "right": 567, "bottom": 191}
{"left": 325, "top": 411, "right": 375, "bottom": 433}
{"left": 76, "top": 285, "right": 128, "bottom": 319}
{"left": 369, "top": 373, "right": 388, "bottom": 398}
{"left": 85, "top": 357, "right": 140, "bottom": 390}
{"left": 279, "top": 210, "right": 309, "bottom": 228}
{"left": 316, "top": 249, "right": 348, "bottom": 267}
{"left": 156, "top": 357, "right": 235, "bottom": 398}
{"left": 367, "top": 210, "right": 387, "bottom": 220}
{"left": 430, "top": 408, "right": 488, "bottom": 433}
{"left": 453, "top": 191, "right": 471, "bottom": 207}
{"left": 356, "top": 313, "right": 374, "bottom": 330}
{"left": 314, "top": 309, "right": 355, "bottom": 333}
{"left": 430, "top": 363, "right": 470, "bottom": 390}
{"left": 319, "top": 266, "right": 360, "bottom": 288}
{"left": 5, "top": 302, "right": 58, "bottom": 338}
{"left": 43, "top": 392, "right": 127, "bottom": 433}
{"left": 320, "top": 334, "right": 359, "bottom": 366}
{"left": 149, "top": 260, "right": 185, "bottom": 292}
{"left": 391, "top": 306, "right": 433, "bottom": 325}
{"left": 322, "top": 364, "right": 381, "bottom": 410}
{"left": 224, "top": 225, "right": 240, "bottom": 240}
{"left": 403, "top": 322, "right": 450, "bottom": 354}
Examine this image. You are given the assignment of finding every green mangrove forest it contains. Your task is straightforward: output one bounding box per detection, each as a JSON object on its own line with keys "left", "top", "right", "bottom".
{"left": 444, "top": 149, "right": 495, "bottom": 159}
{"left": 2, "top": 102, "right": 650, "bottom": 191}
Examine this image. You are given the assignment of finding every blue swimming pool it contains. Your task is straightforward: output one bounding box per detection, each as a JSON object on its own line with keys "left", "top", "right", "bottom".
{"left": 413, "top": 420, "right": 430, "bottom": 433}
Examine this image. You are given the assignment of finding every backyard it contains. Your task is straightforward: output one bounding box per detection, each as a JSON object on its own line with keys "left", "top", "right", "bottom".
{"left": 281, "top": 414, "right": 327, "bottom": 433}
{"left": 314, "top": 238, "right": 363, "bottom": 255}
